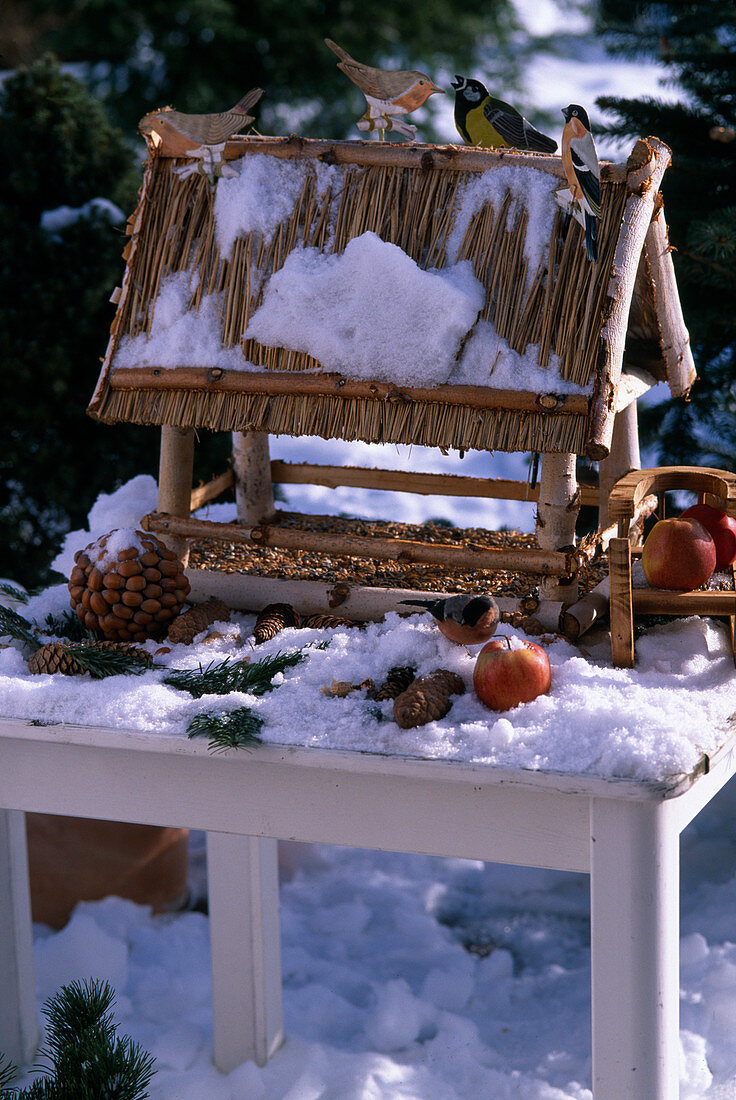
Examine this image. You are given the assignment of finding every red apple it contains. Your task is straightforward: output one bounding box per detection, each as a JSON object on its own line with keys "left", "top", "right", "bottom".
{"left": 678, "top": 503, "right": 736, "bottom": 570}
{"left": 641, "top": 517, "right": 716, "bottom": 590}
{"left": 473, "top": 636, "right": 551, "bottom": 711}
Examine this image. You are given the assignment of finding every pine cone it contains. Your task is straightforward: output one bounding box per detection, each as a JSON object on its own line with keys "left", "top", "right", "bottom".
{"left": 392, "top": 668, "right": 465, "bottom": 729}
{"left": 68, "top": 529, "right": 190, "bottom": 643}
{"left": 301, "top": 613, "right": 354, "bottom": 630}
{"left": 167, "top": 597, "right": 231, "bottom": 645}
{"left": 28, "top": 641, "right": 152, "bottom": 676}
{"left": 253, "top": 603, "right": 301, "bottom": 645}
{"left": 371, "top": 665, "right": 417, "bottom": 701}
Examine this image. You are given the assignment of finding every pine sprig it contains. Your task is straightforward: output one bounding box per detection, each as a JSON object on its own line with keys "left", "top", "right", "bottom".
{"left": 0, "top": 583, "right": 29, "bottom": 605}
{"left": 0, "top": 605, "right": 41, "bottom": 652}
{"left": 164, "top": 648, "right": 309, "bottom": 699}
{"left": 42, "top": 610, "right": 95, "bottom": 642}
{"left": 187, "top": 707, "right": 264, "bottom": 753}
{"left": 58, "top": 643, "right": 153, "bottom": 680}
{"left": 0, "top": 979, "right": 155, "bottom": 1100}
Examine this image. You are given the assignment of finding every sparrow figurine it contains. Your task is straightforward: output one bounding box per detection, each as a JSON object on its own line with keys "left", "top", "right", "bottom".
{"left": 400, "top": 594, "right": 500, "bottom": 646}
{"left": 560, "top": 104, "right": 601, "bottom": 262}
{"left": 325, "top": 38, "right": 443, "bottom": 140}
{"left": 451, "top": 76, "right": 557, "bottom": 154}
{"left": 138, "top": 88, "right": 264, "bottom": 181}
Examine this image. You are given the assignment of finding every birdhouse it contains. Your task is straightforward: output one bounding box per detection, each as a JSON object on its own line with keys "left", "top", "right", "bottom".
{"left": 88, "top": 133, "right": 695, "bottom": 630}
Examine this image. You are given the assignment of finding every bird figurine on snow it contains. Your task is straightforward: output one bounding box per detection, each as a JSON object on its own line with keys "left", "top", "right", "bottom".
{"left": 325, "top": 38, "right": 443, "bottom": 140}
{"left": 400, "top": 593, "right": 500, "bottom": 646}
{"left": 138, "top": 88, "right": 264, "bottom": 181}
{"left": 451, "top": 76, "right": 557, "bottom": 154}
{"left": 559, "top": 103, "right": 601, "bottom": 262}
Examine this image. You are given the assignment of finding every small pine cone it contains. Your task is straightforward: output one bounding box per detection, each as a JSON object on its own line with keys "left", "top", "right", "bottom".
{"left": 68, "top": 529, "right": 190, "bottom": 643}
{"left": 371, "top": 665, "right": 417, "bottom": 701}
{"left": 301, "top": 613, "right": 354, "bottom": 630}
{"left": 427, "top": 668, "right": 466, "bottom": 698}
{"left": 253, "top": 603, "right": 300, "bottom": 645}
{"left": 167, "top": 597, "right": 231, "bottom": 645}
{"left": 28, "top": 640, "right": 151, "bottom": 676}
{"left": 393, "top": 678, "right": 453, "bottom": 729}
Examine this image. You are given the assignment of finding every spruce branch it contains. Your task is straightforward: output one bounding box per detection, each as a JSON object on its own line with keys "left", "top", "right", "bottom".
{"left": 57, "top": 643, "right": 153, "bottom": 679}
{"left": 0, "top": 979, "right": 155, "bottom": 1100}
{"left": 164, "top": 647, "right": 312, "bottom": 699}
{"left": 0, "top": 583, "right": 29, "bottom": 605}
{"left": 188, "top": 707, "right": 264, "bottom": 753}
{"left": 42, "top": 611, "right": 95, "bottom": 642}
{"left": 0, "top": 606, "right": 41, "bottom": 652}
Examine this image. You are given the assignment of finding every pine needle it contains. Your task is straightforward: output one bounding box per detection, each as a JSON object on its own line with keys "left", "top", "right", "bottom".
{"left": 187, "top": 707, "right": 264, "bottom": 753}
{"left": 0, "top": 605, "right": 41, "bottom": 652}
{"left": 60, "top": 643, "right": 153, "bottom": 679}
{"left": 42, "top": 610, "right": 95, "bottom": 642}
{"left": 164, "top": 648, "right": 309, "bottom": 699}
{"left": 0, "top": 582, "right": 28, "bottom": 605}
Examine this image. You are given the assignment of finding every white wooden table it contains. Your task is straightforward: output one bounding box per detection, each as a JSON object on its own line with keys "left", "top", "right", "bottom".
{"left": 2, "top": 716, "right": 735, "bottom": 1098}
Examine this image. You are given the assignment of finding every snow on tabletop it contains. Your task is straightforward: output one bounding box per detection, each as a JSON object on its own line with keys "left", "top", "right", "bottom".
{"left": 244, "top": 233, "right": 486, "bottom": 387}
{"left": 213, "top": 154, "right": 342, "bottom": 259}
{"left": 2, "top": 579, "right": 736, "bottom": 784}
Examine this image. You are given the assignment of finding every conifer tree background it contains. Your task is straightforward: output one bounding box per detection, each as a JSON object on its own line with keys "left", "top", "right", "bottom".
{"left": 596, "top": 0, "right": 736, "bottom": 469}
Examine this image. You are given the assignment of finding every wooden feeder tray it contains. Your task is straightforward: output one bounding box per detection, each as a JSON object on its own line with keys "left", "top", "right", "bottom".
{"left": 608, "top": 467, "right": 736, "bottom": 667}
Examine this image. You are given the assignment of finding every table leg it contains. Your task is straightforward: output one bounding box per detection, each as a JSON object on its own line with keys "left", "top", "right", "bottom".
{"left": 590, "top": 797, "right": 680, "bottom": 1099}
{"left": 206, "top": 833, "right": 284, "bottom": 1072}
{"left": 0, "top": 809, "right": 39, "bottom": 1066}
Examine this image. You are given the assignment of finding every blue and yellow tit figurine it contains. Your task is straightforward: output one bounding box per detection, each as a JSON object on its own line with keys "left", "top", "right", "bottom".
{"left": 561, "top": 104, "right": 601, "bottom": 262}
{"left": 451, "top": 76, "right": 557, "bottom": 154}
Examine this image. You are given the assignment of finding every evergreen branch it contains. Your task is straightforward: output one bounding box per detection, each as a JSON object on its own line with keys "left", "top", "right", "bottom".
{"left": 59, "top": 643, "right": 153, "bottom": 679}
{"left": 0, "top": 1052, "right": 19, "bottom": 1095}
{"left": 1, "top": 979, "right": 155, "bottom": 1100}
{"left": 164, "top": 647, "right": 310, "bottom": 699}
{"left": 0, "top": 583, "right": 28, "bottom": 605}
{"left": 42, "top": 611, "right": 95, "bottom": 642}
{"left": 678, "top": 248, "right": 736, "bottom": 283}
{"left": 188, "top": 707, "right": 264, "bottom": 753}
{"left": 0, "top": 606, "right": 41, "bottom": 652}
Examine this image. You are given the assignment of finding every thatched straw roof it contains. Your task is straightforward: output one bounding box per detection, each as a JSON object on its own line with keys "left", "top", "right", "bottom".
{"left": 89, "top": 135, "right": 695, "bottom": 460}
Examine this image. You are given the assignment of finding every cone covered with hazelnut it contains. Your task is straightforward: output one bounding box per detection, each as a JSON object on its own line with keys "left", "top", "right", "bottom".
{"left": 68, "top": 528, "right": 190, "bottom": 642}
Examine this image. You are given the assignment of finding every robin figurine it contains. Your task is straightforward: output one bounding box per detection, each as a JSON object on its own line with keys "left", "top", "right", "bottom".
{"left": 400, "top": 594, "right": 500, "bottom": 646}
{"left": 451, "top": 76, "right": 557, "bottom": 153}
{"left": 139, "top": 88, "right": 264, "bottom": 180}
{"left": 560, "top": 103, "right": 601, "bottom": 262}
{"left": 325, "top": 38, "right": 443, "bottom": 140}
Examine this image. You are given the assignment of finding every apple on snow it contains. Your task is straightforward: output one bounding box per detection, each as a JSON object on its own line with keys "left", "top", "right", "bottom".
{"left": 473, "top": 636, "right": 551, "bottom": 712}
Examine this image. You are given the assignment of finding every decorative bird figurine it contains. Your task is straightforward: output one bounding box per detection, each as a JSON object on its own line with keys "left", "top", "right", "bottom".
{"left": 138, "top": 88, "right": 264, "bottom": 181}
{"left": 560, "top": 104, "right": 601, "bottom": 262}
{"left": 325, "top": 38, "right": 443, "bottom": 140}
{"left": 400, "top": 594, "right": 500, "bottom": 646}
{"left": 451, "top": 76, "right": 557, "bottom": 153}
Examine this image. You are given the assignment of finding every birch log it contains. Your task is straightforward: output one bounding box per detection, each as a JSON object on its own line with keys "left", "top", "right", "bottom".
{"left": 535, "top": 452, "right": 580, "bottom": 604}
{"left": 158, "top": 426, "right": 195, "bottom": 564}
{"left": 587, "top": 138, "right": 673, "bottom": 460}
{"left": 643, "top": 209, "right": 697, "bottom": 397}
{"left": 232, "top": 432, "right": 275, "bottom": 525}
{"left": 598, "top": 402, "right": 641, "bottom": 532}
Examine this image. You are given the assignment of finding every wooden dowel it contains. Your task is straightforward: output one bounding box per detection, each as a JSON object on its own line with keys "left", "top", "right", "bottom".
{"left": 270, "top": 461, "right": 600, "bottom": 506}
{"left": 190, "top": 470, "right": 234, "bottom": 512}
{"left": 561, "top": 578, "right": 610, "bottom": 641}
{"left": 108, "top": 367, "right": 590, "bottom": 416}
{"left": 598, "top": 401, "right": 642, "bottom": 531}
{"left": 157, "top": 426, "right": 195, "bottom": 564}
{"left": 609, "top": 536, "right": 635, "bottom": 667}
{"left": 142, "top": 512, "right": 577, "bottom": 577}
{"left": 232, "top": 431, "right": 275, "bottom": 524}
{"left": 631, "top": 590, "right": 736, "bottom": 615}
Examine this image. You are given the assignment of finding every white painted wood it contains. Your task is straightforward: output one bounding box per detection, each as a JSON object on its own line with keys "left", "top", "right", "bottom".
{"left": 590, "top": 797, "right": 681, "bottom": 1099}
{"left": 231, "top": 431, "right": 275, "bottom": 525}
{"left": 207, "top": 833, "right": 283, "bottom": 1070}
{"left": 0, "top": 810, "right": 39, "bottom": 1065}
